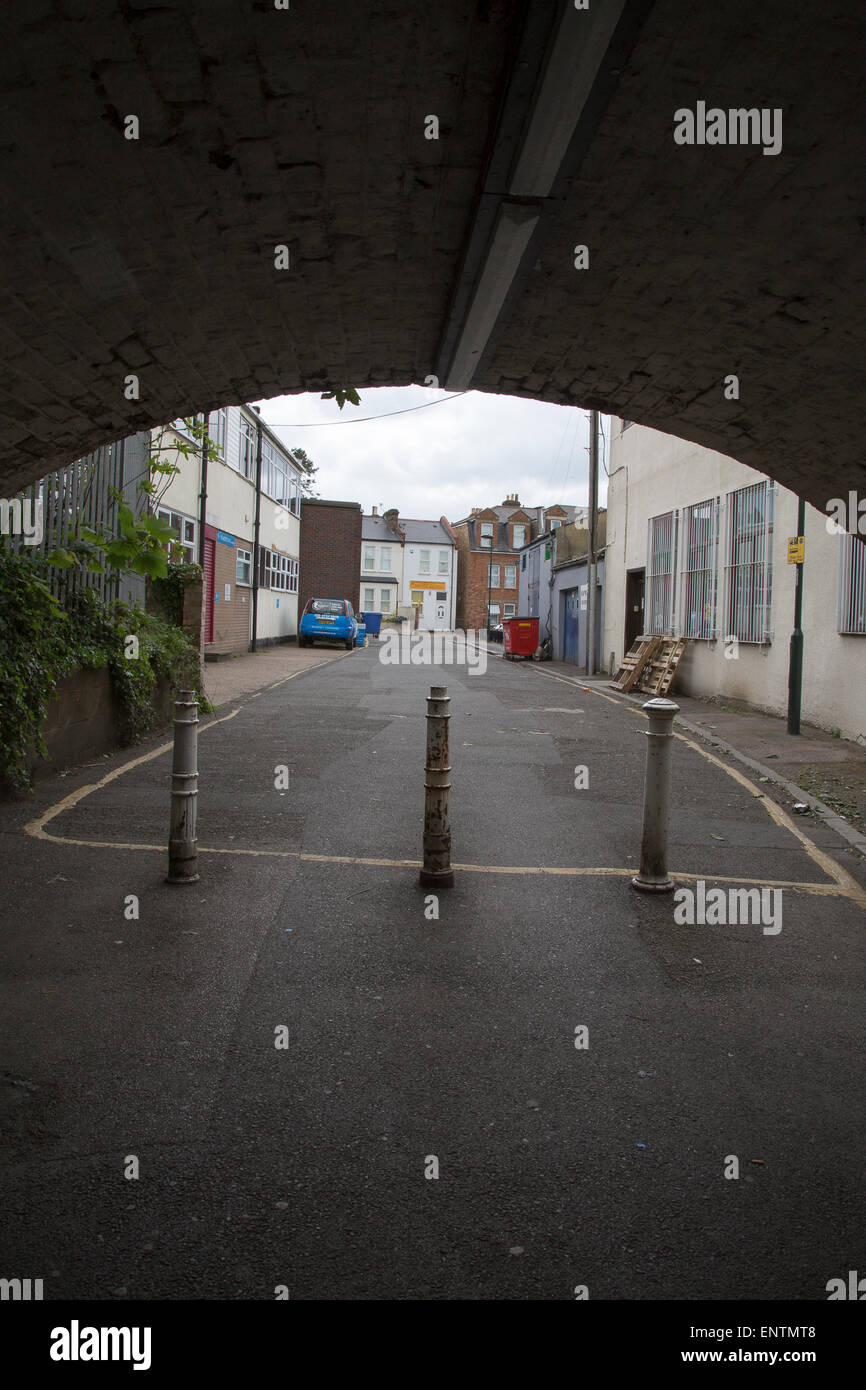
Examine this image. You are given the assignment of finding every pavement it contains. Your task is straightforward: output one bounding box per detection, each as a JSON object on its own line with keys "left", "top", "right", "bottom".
{"left": 203, "top": 641, "right": 345, "bottom": 707}
{"left": 1, "top": 636, "right": 865, "bottom": 1300}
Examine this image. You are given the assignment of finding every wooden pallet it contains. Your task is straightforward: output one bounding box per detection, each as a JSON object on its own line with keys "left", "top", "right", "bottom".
{"left": 610, "top": 635, "right": 660, "bottom": 692}
{"left": 637, "top": 637, "right": 687, "bottom": 696}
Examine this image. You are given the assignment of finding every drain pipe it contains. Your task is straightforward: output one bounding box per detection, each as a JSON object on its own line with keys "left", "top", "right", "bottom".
{"left": 197, "top": 415, "right": 209, "bottom": 569}
{"left": 251, "top": 410, "right": 263, "bottom": 652}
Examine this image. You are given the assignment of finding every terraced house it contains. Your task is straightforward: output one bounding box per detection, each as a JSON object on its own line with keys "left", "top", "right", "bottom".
{"left": 360, "top": 508, "right": 457, "bottom": 630}
{"left": 452, "top": 495, "right": 580, "bottom": 630}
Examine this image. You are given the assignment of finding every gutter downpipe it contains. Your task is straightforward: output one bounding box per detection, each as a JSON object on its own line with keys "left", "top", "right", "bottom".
{"left": 251, "top": 412, "right": 263, "bottom": 652}
{"left": 197, "top": 415, "right": 209, "bottom": 569}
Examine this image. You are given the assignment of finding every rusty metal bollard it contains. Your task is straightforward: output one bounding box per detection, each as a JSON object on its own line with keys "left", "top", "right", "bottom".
{"left": 419, "top": 684, "right": 454, "bottom": 888}
{"left": 632, "top": 697, "right": 679, "bottom": 892}
{"left": 166, "top": 689, "right": 200, "bottom": 884}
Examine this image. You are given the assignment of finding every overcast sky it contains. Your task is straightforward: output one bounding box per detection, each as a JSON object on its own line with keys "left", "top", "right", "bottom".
{"left": 252, "top": 386, "right": 611, "bottom": 523}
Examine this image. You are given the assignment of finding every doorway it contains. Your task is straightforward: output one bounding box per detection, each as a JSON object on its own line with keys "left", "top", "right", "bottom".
{"left": 203, "top": 535, "right": 216, "bottom": 645}
{"left": 624, "top": 568, "right": 645, "bottom": 651}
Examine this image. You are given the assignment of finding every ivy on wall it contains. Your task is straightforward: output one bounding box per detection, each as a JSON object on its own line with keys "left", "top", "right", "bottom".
{"left": 0, "top": 545, "right": 209, "bottom": 792}
{"left": 150, "top": 561, "right": 203, "bottom": 627}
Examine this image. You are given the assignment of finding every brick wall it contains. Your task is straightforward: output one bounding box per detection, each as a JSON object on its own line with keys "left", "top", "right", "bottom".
{"left": 299, "top": 500, "right": 362, "bottom": 615}
{"left": 454, "top": 524, "right": 470, "bottom": 628}
{"left": 210, "top": 535, "right": 253, "bottom": 654}
{"left": 181, "top": 579, "right": 203, "bottom": 653}
{"left": 463, "top": 550, "right": 521, "bottom": 629}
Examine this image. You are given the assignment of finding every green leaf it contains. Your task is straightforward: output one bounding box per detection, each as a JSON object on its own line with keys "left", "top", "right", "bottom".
{"left": 46, "top": 549, "right": 77, "bottom": 569}
{"left": 135, "top": 551, "right": 169, "bottom": 578}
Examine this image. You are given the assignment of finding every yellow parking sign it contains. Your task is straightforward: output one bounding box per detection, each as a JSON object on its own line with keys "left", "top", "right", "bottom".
{"left": 787, "top": 536, "right": 805, "bottom": 564}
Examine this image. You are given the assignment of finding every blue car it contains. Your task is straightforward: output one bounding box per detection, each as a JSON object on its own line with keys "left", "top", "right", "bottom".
{"left": 298, "top": 597, "right": 358, "bottom": 650}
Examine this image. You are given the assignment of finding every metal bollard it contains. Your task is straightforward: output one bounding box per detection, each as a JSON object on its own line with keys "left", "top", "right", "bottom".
{"left": 166, "top": 689, "right": 200, "bottom": 884}
{"left": 419, "top": 684, "right": 454, "bottom": 888}
{"left": 632, "top": 697, "right": 680, "bottom": 893}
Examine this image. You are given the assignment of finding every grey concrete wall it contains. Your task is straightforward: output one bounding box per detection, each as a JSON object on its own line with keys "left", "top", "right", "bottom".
{"left": 9, "top": 667, "right": 176, "bottom": 789}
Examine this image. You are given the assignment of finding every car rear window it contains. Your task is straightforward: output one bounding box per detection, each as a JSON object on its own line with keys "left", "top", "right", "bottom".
{"left": 309, "top": 599, "right": 345, "bottom": 615}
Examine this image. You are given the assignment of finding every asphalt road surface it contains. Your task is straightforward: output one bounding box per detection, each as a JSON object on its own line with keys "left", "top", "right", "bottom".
{"left": 1, "top": 643, "right": 864, "bottom": 1300}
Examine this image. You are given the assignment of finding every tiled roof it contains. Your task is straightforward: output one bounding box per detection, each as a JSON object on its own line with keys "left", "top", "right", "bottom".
{"left": 400, "top": 519, "right": 454, "bottom": 545}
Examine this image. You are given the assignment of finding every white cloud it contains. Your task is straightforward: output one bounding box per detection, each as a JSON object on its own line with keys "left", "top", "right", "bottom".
{"left": 253, "top": 387, "right": 610, "bottom": 520}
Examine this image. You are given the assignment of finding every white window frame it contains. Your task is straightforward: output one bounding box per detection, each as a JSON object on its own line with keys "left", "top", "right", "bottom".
{"left": 261, "top": 550, "right": 297, "bottom": 592}
{"left": 418, "top": 549, "right": 431, "bottom": 574}
{"left": 489, "top": 563, "right": 500, "bottom": 588}
{"left": 156, "top": 507, "right": 196, "bottom": 565}
{"left": 512, "top": 524, "right": 526, "bottom": 548}
{"left": 838, "top": 531, "right": 866, "bottom": 635}
{"left": 260, "top": 438, "right": 275, "bottom": 499}
{"left": 380, "top": 589, "right": 392, "bottom": 612}
{"left": 480, "top": 522, "right": 493, "bottom": 542}
{"left": 438, "top": 549, "right": 449, "bottom": 574}
{"left": 503, "top": 602, "right": 516, "bottom": 618}
{"left": 646, "top": 511, "right": 678, "bottom": 636}
{"left": 236, "top": 547, "right": 252, "bottom": 586}
{"left": 680, "top": 497, "right": 720, "bottom": 639}
{"left": 169, "top": 414, "right": 202, "bottom": 443}
{"left": 209, "top": 408, "right": 227, "bottom": 458}
{"left": 504, "top": 563, "right": 517, "bottom": 589}
{"left": 380, "top": 547, "right": 391, "bottom": 571}
{"left": 364, "top": 586, "right": 375, "bottom": 608}
{"left": 239, "top": 416, "right": 256, "bottom": 480}
{"left": 723, "top": 480, "right": 774, "bottom": 644}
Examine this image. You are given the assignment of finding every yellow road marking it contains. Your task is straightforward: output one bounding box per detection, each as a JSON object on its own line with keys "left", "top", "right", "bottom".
{"left": 11, "top": 827, "right": 852, "bottom": 896}
{"left": 21, "top": 659, "right": 866, "bottom": 910}
{"left": 526, "top": 664, "right": 866, "bottom": 911}
{"left": 23, "top": 706, "right": 241, "bottom": 842}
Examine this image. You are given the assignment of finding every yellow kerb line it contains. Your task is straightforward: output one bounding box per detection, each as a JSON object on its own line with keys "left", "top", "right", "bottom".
{"left": 22, "top": 666, "right": 866, "bottom": 911}
{"left": 12, "top": 827, "right": 854, "bottom": 897}
{"left": 526, "top": 664, "right": 866, "bottom": 911}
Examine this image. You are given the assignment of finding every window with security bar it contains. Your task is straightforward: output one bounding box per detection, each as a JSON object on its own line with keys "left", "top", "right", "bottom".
{"left": 724, "top": 480, "right": 774, "bottom": 643}
{"left": 646, "top": 511, "right": 678, "bottom": 634}
{"left": 838, "top": 532, "right": 866, "bottom": 634}
{"left": 681, "top": 498, "right": 719, "bottom": 639}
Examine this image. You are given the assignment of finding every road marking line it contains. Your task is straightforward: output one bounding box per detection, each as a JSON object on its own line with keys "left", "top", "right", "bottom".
{"left": 21, "top": 663, "right": 866, "bottom": 909}
{"left": 23, "top": 707, "right": 241, "bottom": 842}
{"left": 11, "top": 831, "right": 853, "bottom": 897}
{"left": 526, "top": 664, "right": 866, "bottom": 910}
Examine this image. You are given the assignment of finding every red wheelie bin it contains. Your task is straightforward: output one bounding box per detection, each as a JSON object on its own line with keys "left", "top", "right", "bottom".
{"left": 503, "top": 616, "right": 539, "bottom": 660}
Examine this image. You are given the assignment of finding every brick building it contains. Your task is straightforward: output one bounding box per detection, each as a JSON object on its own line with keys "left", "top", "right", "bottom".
{"left": 452, "top": 495, "right": 580, "bottom": 630}
{"left": 299, "top": 499, "right": 363, "bottom": 616}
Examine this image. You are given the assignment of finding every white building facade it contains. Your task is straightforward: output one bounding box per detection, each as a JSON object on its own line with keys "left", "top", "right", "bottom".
{"left": 604, "top": 421, "right": 866, "bottom": 742}
{"left": 359, "top": 511, "right": 458, "bottom": 630}
{"left": 400, "top": 519, "right": 457, "bottom": 630}
{"left": 359, "top": 510, "right": 404, "bottom": 619}
{"left": 155, "top": 405, "right": 303, "bottom": 654}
